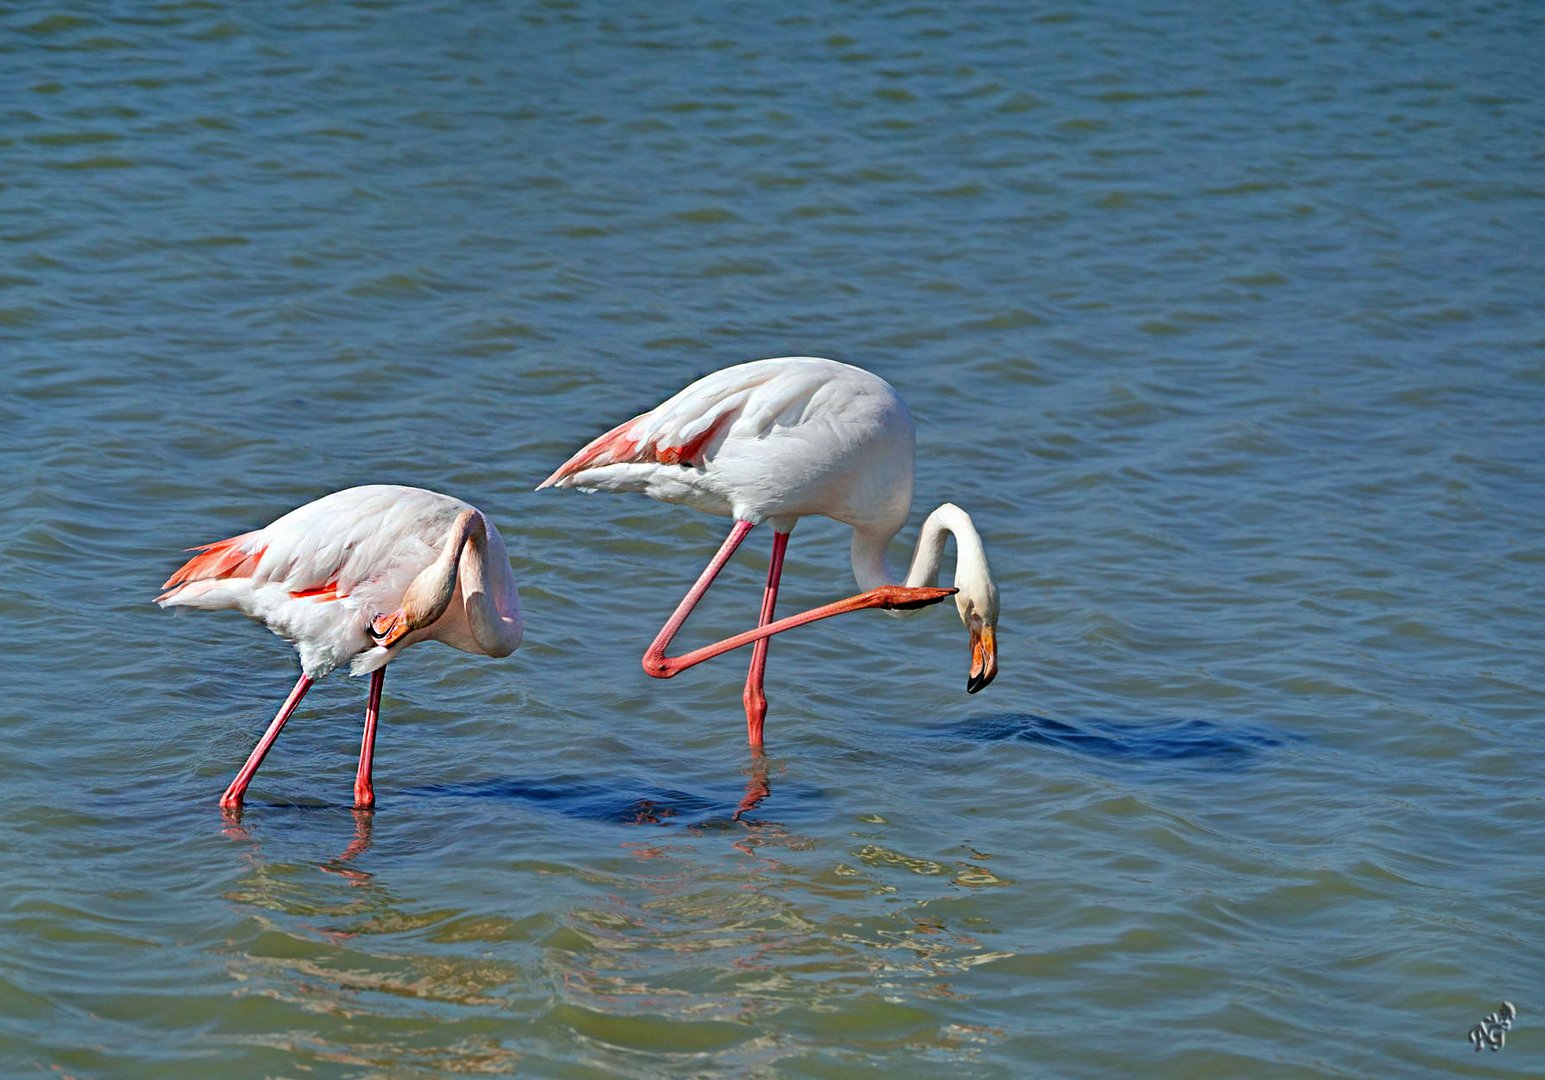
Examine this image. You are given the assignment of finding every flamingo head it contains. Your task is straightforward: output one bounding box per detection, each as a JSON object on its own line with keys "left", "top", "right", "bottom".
{"left": 369, "top": 605, "right": 419, "bottom": 649}
{"left": 369, "top": 509, "right": 485, "bottom": 649}
{"left": 370, "top": 566, "right": 457, "bottom": 648}
{"left": 956, "top": 565, "right": 999, "bottom": 694}
{"left": 367, "top": 565, "right": 448, "bottom": 649}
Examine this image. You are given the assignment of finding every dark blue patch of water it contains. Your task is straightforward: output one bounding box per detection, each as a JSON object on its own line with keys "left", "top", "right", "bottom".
{"left": 404, "top": 774, "right": 820, "bottom": 827}
{"left": 938, "top": 714, "right": 1285, "bottom": 766}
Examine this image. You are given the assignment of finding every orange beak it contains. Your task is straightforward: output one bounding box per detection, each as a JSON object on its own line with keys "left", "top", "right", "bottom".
{"left": 967, "top": 625, "right": 998, "bottom": 694}
{"left": 370, "top": 610, "right": 410, "bottom": 649}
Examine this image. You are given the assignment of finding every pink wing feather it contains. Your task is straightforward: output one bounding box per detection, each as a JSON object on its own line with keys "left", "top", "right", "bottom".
{"left": 156, "top": 487, "right": 458, "bottom": 608}
{"left": 535, "top": 359, "right": 842, "bottom": 490}
{"left": 157, "top": 532, "right": 268, "bottom": 601}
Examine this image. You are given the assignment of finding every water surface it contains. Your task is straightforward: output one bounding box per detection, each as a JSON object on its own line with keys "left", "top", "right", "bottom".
{"left": 2, "top": 2, "right": 1541, "bottom": 1076}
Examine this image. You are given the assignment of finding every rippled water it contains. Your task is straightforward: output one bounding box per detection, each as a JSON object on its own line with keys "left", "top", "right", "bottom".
{"left": 3, "top": 2, "right": 1541, "bottom": 1076}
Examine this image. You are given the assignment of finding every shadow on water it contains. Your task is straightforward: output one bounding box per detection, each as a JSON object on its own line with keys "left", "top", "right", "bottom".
{"left": 218, "top": 755, "right": 812, "bottom": 830}
{"left": 939, "top": 713, "right": 1285, "bottom": 768}
{"left": 216, "top": 766, "right": 795, "bottom": 891}
{"left": 402, "top": 754, "right": 812, "bottom": 828}
{"left": 410, "top": 776, "right": 727, "bottom": 825}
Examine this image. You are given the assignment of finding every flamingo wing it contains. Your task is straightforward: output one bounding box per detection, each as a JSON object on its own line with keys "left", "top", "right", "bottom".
{"left": 157, "top": 486, "right": 473, "bottom": 677}
{"left": 159, "top": 488, "right": 443, "bottom": 606}
{"left": 158, "top": 530, "right": 269, "bottom": 600}
{"left": 537, "top": 356, "right": 871, "bottom": 491}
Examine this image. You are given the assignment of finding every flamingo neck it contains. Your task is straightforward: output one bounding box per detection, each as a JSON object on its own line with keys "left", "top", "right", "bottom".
{"left": 851, "top": 503, "right": 988, "bottom": 616}
{"left": 401, "top": 512, "right": 480, "bottom": 629}
{"left": 456, "top": 513, "right": 523, "bottom": 657}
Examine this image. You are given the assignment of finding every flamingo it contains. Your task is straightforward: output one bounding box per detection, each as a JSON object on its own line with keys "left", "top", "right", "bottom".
{"left": 157, "top": 485, "right": 523, "bottom": 811}
{"left": 537, "top": 356, "right": 999, "bottom": 746}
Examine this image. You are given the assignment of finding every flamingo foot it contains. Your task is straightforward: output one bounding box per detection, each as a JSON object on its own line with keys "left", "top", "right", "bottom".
{"left": 864, "top": 585, "right": 958, "bottom": 610}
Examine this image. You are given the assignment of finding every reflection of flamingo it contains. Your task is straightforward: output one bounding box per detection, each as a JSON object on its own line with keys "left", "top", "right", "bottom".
{"left": 734, "top": 750, "right": 771, "bottom": 822}
{"left": 320, "top": 809, "right": 376, "bottom": 886}
{"left": 539, "top": 356, "right": 1000, "bottom": 746}
{"left": 157, "top": 485, "right": 523, "bottom": 811}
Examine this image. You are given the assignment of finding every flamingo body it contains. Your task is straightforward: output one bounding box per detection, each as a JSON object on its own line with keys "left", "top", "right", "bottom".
{"left": 540, "top": 357, "right": 999, "bottom": 746}
{"left": 541, "top": 357, "right": 914, "bottom": 532}
{"left": 158, "top": 484, "right": 523, "bottom": 809}
{"left": 159, "top": 485, "right": 521, "bottom": 676}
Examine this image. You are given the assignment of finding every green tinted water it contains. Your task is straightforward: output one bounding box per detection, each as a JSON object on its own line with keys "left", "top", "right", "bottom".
{"left": 1, "top": 2, "right": 1541, "bottom": 1076}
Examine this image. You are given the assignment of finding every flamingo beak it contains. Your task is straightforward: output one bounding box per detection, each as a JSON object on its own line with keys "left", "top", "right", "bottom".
{"left": 967, "top": 625, "right": 997, "bottom": 694}
{"left": 370, "top": 610, "right": 410, "bottom": 649}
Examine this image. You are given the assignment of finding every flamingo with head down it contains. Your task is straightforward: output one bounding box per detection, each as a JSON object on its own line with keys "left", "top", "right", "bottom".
{"left": 538, "top": 356, "right": 1000, "bottom": 746}
{"left": 157, "top": 484, "right": 523, "bottom": 810}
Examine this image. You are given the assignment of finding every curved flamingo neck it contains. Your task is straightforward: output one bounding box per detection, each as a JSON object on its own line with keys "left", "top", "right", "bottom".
{"left": 455, "top": 512, "right": 524, "bottom": 657}
{"left": 851, "top": 503, "right": 988, "bottom": 615}
{"left": 393, "top": 510, "right": 522, "bottom": 658}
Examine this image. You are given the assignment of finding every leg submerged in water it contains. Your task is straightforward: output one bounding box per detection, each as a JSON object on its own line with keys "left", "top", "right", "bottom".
{"left": 354, "top": 668, "right": 385, "bottom": 810}
{"left": 220, "top": 673, "right": 314, "bottom": 810}
{"left": 742, "top": 531, "right": 789, "bottom": 748}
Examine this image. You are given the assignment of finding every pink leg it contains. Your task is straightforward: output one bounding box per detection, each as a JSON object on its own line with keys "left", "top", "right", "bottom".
{"left": 642, "top": 519, "right": 757, "bottom": 678}
{"left": 354, "top": 668, "right": 384, "bottom": 810}
{"left": 741, "top": 531, "right": 789, "bottom": 748}
{"left": 647, "top": 584, "right": 957, "bottom": 679}
{"left": 220, "top": 673, "right": 314, "bottom": 810}
{"left": 643, "top": 520, "right": 956, "bottom": 680}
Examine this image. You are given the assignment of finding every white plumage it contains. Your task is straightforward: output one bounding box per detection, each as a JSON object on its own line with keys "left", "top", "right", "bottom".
{"left": 158, "top": 484, "right": 523, "bottom": 809}
{"left": 541, "top": 356, "right": 914, "bottom": 532}
{"left": 159, "top": 485, "right": 520, "bottom": 677}
{"left": 539, "top": 356, "right": 999, "bottom": 748}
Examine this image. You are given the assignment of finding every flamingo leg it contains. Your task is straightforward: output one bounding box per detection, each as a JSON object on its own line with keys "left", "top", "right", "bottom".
{"left": 642, "top": 519, "right": 758, "bottom": 678}
{"left": 354, "top": 667, "right": 384, "bottom": 810}
{"left": 220, "top": 673, "right": 314, "bottom": 810}
{"left": 643, "top": 521, "right": 956, "bottom": 681}
{"left": 741, "top": 531, "right": 789, "bottom": 748}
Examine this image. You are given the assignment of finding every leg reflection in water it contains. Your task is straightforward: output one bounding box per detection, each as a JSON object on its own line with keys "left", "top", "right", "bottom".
{"left": 319, "top": 809, "right": 375, "bottom": 886}
{"left": 218, "top": 804, "right": 376, "bottom": 888}
{"left": 734, "top": 749, "right": 771, "bottom": 822}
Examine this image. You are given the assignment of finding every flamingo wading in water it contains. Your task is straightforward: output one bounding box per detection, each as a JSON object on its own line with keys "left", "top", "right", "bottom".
{"left": 157, "top": 485, "right": 523, "bottom": 810}
{"left": 538, "top": 356, "right": 999, "bottom": 746}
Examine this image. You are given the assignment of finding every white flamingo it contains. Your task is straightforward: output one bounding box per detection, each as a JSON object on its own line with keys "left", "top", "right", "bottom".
{"left": 538, "top": 356, "right": 999, "bottom": 746}
{"left": 157, "top": 485, "right": 523, "bottom": 810}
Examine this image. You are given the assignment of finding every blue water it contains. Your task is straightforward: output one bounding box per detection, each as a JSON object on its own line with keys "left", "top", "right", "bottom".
{"left": 2, "top": 1, "right": 1541, "bottom": 1076}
